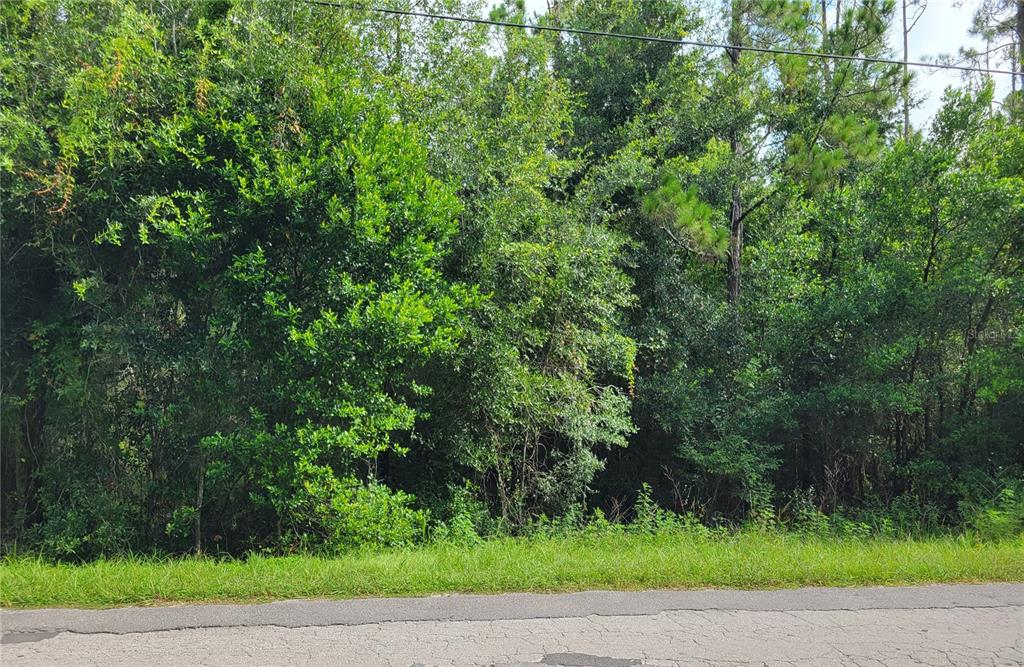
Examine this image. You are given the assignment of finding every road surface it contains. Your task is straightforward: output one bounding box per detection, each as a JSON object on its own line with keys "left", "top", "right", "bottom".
{"left": 2, "top": 584, "right": 1022, "bottom": 666}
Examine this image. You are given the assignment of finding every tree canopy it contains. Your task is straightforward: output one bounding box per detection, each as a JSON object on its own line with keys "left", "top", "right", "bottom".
{"left": 2, "top": 0, "right": 1021, "bottom": 558}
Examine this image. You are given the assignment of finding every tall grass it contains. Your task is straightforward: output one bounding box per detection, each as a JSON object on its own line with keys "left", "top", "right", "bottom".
{"left": 3, "top": 532, "right": 1022, "bottom": 608}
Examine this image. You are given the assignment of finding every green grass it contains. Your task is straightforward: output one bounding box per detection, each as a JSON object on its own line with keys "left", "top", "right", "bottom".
{"left": 2, "top": 532, "right": 1022, "bottom": 608}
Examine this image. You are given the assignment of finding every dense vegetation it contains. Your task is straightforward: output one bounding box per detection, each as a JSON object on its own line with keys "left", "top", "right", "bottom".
{"left": 6, "top": 532, "right": 1024, "bottom": 608}
{"left": 2, "top": 0, "right": 1022, "bottom": 560}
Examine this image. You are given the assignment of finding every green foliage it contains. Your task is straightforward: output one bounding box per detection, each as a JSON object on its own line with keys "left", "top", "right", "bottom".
{"left": 964, "top": 487, "right": 1024, "bottom": 541}
{"left": 390, "top": 9, "right": 638, "bottom": 527}
{"left": 291, "top": 477, "right": 427, "bottom": 552}
{"left": 550, "top": 0, "right": 696, "bottom": 158}
{"left": 630, "top": 484, "right": 712, "bottom": 537}
{"left": 1, "top": 0, "right": 1020, "bottom": 560}
{"left": 5, "top": 533, "right": 1023, "bottom": 609}
{"left": 643, "top": 176, "right": 728, "bottom": 258}
{"left": 2, "top": 0, "right": 470, "bottom": 556}
{"left": 31, "top": 473, "right": 141, "bottom": 561}
{"left": 430, "top": 483, "right": 490, "bottom": 546}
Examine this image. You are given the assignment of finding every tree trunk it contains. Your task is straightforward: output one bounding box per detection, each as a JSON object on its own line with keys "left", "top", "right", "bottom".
{"left": 1017, "top": 0, "right": 1024, "bottom": 92}
{"left": 820, "top": 0, "right": 830, "bottom": 79}
{"left": 901, "top": 0, "right": 910, "bottom": 138}
{"left": 727, "top": 181, "right": 743, "bottom": 305}
{"left": 726, "top": 0, "right": 744, "bottom": 306}
{"left": 194, "top": 459, "right": 205, "bottom": 555}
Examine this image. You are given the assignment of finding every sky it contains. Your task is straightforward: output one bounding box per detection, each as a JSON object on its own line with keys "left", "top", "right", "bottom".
{"left": 900, "top": 0, "right": 1013, "bottom": 126}
{"left": 504, "top": 0, "right": 1014, "bottom": 130}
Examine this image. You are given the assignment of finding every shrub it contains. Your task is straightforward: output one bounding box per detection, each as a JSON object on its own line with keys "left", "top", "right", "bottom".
{"left": 32, "top": 475, "right": 140, "bottom": 561}
{"left": 789, "top": 488, "right": 829, "bottom": 535}
{"left": 629, "top": 484, "right": 713, "bottom": 537}
{"left": 965, "top": 487, "right": 1024, "bottom": 541}
{"left": 291, "top": 475, "right": 428, "bottom": 552}
{"left": 431, "top": 483, "right": 488, "bottom": 546}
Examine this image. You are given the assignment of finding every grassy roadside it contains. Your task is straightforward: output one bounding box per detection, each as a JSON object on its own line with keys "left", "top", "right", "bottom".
{"left": 2, "top": 532, "right": 1022, "bottom": 609}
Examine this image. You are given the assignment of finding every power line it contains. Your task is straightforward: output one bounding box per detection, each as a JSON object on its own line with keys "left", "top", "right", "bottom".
{"left": 304, "top": 0, "right": 1019, "bottom": 77}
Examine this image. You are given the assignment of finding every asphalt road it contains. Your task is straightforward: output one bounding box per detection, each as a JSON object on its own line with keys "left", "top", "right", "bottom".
{"left": 2, "top": 584, "right": 1022, "bottom": 666}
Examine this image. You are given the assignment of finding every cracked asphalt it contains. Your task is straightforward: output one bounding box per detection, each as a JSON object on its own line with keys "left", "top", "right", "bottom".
{"left": 2, "top": 584, "right": 1022, "bottom": 666}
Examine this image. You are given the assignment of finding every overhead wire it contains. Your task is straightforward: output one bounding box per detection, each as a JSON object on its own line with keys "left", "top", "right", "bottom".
{"left": 302, "top": 0, "right": 1019, "bottom": 77}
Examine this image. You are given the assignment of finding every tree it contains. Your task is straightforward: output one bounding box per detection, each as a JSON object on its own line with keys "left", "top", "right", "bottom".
{"left": 2, "top": 0, "right": 1020, "bottom": 557}
{"left": 945, "top": 0, "right": 1023, "bottom": 117}
{"left": 1, "top": 0, "right": 472, "bottom": 554}
{"left": 389, "top": 2, "right": 638, "bottom": 525}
